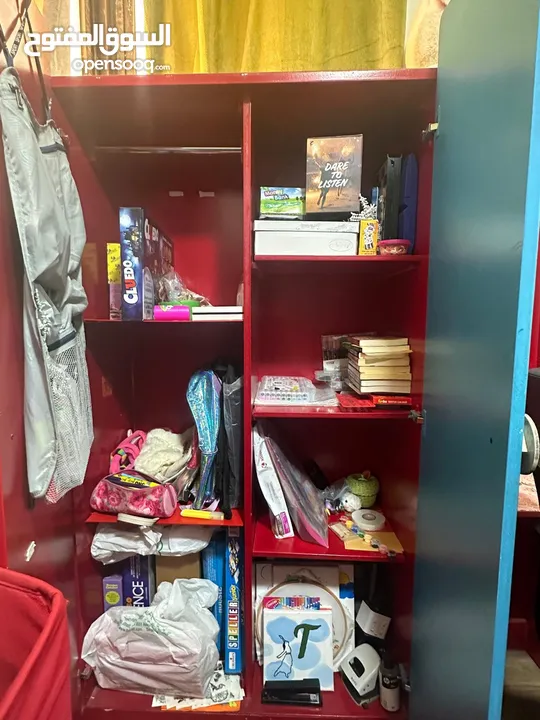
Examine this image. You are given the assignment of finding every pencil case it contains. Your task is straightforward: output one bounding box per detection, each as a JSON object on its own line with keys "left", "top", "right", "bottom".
{"left": 90, "top": 471, "right": 177, "bottom": 518}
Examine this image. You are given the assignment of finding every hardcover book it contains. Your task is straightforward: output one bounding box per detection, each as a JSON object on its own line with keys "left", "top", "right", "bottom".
{"left": 306, "top": 135, "right": 363, "bottom": 214}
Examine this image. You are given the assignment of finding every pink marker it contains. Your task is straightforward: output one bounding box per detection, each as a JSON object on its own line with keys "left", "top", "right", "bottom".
{"left": 153, "top": 305, "right": 191, "bottom": 322}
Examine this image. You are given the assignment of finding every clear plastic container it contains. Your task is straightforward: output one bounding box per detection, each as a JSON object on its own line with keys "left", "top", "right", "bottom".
{"left": 255, "top": 376, "right": 337, "bottom": 406}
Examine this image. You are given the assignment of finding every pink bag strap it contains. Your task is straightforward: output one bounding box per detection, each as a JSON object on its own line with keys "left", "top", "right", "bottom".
{"left": 109, "top": 430, "right": 147, "bottom": 474}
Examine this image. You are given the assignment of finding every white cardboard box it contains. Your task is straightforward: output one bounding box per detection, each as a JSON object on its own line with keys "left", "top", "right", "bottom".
{"left": 254, "top": 230, "right": 358, "bottom": 256}
{"left": 253, "top": 220, "right": 359, "bottom": 233}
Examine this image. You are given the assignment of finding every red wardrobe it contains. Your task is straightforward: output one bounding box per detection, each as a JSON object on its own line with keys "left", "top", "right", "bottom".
{"left": 1, "top": 2, "right": 540, "bottom": 719}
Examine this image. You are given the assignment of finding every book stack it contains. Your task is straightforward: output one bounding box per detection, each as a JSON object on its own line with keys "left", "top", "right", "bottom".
{"left": 347, "top": 337, "right": 411, "bottom": 394}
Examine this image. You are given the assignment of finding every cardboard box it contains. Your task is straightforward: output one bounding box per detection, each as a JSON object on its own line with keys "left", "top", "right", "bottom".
{"left": 306, "top": 135, "right": 363, "bottom": 214}
{"left": 119, "top": 207, "right": 170, "bottom": 320}
{"left": 102, "top": 574, "right": 123, "bottom": 611}
{"left": 155, "top": 553, "right": 201, "bottom": 586}
{"left": 106, "top": 243, "right": 121, "bottom": 320}
{"left": 202, "top": 533, "right": 226, "bottom": 654}
{"left": 253, "top": 219, "right": 359, "bottom": 233}
{"left": 260, "top": 187, "right": 305, "bottom": 219}
{"left": 358, "top": 219, "right": 379, "bottom": 256}
{"left": 122, "top": 556, "right": 156, "bottom": 607}
{"left": 224, "top": 528, "right": 242, "bottom": 674}
{"left": 254, "top": 230, "right": 358, "bottom": 256}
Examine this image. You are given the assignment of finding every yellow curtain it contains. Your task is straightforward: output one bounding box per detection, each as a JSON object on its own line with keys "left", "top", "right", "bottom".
{"left": 42, "top": 0, "right": 71, "bottom": 74}
{"left": 79, "top": 0, "right": 136, "bottom": 73}
{"left": 146, "top": 0, "right": 406, "bottom": 74}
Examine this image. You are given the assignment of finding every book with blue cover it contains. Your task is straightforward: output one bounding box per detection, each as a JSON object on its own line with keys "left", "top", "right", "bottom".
{"left": 202, "top": 532, "right": 226, "bottom": 654}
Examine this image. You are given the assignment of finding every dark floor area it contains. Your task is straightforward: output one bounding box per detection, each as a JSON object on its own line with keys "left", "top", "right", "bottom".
{"left": 503, "top": 651, "right": 540, "bottom": 719}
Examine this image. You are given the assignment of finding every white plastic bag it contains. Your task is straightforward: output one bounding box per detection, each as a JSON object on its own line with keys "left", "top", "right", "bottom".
{"left": 91, "top": 523, "right": 213, "bottom": 564}
{"left": 82, "top": 579, "right": 220, "bottom": 697}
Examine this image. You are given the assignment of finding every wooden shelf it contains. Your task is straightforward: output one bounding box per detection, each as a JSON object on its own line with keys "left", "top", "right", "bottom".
{"left": 253, "top": 516, "right": 404, "bottom": 563}
{"left": 253, "top": 405, "right": 411, "bottom": 420}
{"left": 84, "top": 317, "right": 243, "bottom": 324}
{"left": 86, "top": 507, "right": 244, "bottom": 527}
{"left": 52, "top": 69, "right": 436, "bottom": 154}
{"left": 254, "top": 254, "right": 424, "bottom": 264}
{"left": 83, "top": 687, "right": 241, "bottom": 717}
{"left": 84, "top": 669, "right": 405, "bottom": 719}
{"left": 52, "top": 68, "right": 436, "bottom": 90}
{"left": 253, "top": 255, "right": 425, "bottom": 277}
{"left": 248, "top": 665, "right": 406, "bottom": 719}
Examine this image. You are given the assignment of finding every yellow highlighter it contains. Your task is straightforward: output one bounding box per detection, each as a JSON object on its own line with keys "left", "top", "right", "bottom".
{"left": 181, "top": 509, "right": 225, "bottom": 521}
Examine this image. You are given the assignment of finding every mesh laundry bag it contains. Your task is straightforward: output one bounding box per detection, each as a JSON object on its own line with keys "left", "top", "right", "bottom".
{"left": 0, "top": 65, "right": 93, "bottom": 501}
{"left": 0, "top": 568, "right": 71, "bottom": 720}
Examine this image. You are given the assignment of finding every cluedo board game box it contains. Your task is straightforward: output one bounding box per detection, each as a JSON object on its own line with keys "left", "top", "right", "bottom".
{"left": 306, "top": 135, "right": 363, "bottom": 214}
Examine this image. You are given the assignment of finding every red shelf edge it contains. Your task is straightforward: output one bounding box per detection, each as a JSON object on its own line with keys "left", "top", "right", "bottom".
{"left": 252, "top": 405, "right": 411, "bottom": 420}
{"left": 85, "top": 668, "right": 407, "bottom": 718}
{"left": 252, "top": 515, "right": 404, "bottom": 563}
{"left": 84, "top": 318, "right": 243, "bottom": 324}
{"left": 254, "top": 254, "right": 425, "bottom": 263}
{"left": 86, "top": 507, "right": 244, "bottom": 527}
{"left": 518, "top": 508, "right": 540, "bottom": 517}
{"left": 51, "top": 68, "right": 437, "bottom": 89}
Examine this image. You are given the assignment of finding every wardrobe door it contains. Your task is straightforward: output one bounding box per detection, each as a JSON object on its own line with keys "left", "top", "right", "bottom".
{"left": 411, "top": 1, "right": 540, "bottom": 718}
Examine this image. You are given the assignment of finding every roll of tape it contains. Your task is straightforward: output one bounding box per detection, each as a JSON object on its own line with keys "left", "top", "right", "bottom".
{"left": 352, "top": 509, "right": 386, "bottom": 532}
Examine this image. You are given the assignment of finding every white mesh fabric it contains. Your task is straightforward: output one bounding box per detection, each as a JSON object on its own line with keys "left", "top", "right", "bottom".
{"left": 45, "top": 328, "right": 93, "bottom": 503}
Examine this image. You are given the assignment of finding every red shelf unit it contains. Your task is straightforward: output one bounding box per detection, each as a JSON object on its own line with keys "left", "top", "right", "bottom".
{"left": 86, "top": 508, "right": 244, "bottom": 527}
{"left": 28, "top": 69, "right": 439, "bottom": 719}
{"left": 253, "top": 516, "right": 404, "bottom": 563}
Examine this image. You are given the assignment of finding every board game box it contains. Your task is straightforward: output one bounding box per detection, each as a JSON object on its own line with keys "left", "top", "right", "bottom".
{"left": 260, "top": 187, "right": 305, "bottom": 219}
{"left": 121, "top": 555, "right": 156, "bottom": 607}
{"left": 107, "top": 242, "right": 121, "bottom": 320}
{"left": 119, "top": 208, "right": 174, "bottom": 320}
{"left": 306, "top": 135, "right": 363, "bottom": 214}
{"left": 224, "top": 528, "right": 243, "bottom": 674}
{"left": 202, "top": 532, "right": 226, "bottom": 655}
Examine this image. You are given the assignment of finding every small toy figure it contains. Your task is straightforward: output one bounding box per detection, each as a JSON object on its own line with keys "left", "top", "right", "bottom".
{"left": 341, "top": 491, "right": 362, "bottom": 513}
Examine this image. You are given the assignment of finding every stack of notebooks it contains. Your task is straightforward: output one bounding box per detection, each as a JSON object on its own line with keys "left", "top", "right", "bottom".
{"left": 347, "top": 337, "right": 411, "bottom": 394}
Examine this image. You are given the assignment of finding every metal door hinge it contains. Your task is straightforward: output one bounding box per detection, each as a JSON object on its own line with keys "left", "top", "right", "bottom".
{"left": 422, "top": 122, "right": 439, "bottom": 142}
{"left": 409, "top": 409, "right": 425, "bottom": 425}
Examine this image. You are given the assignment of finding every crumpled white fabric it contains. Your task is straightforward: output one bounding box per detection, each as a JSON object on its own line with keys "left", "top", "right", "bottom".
{"left": 134, "top": 428, "right": 194, "bottom": 483}
{"left": 82, "top": 579, "right": 219, "bottom": 697}
{"left": 91, "top": 523, "right": 213, "bottom": 564}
